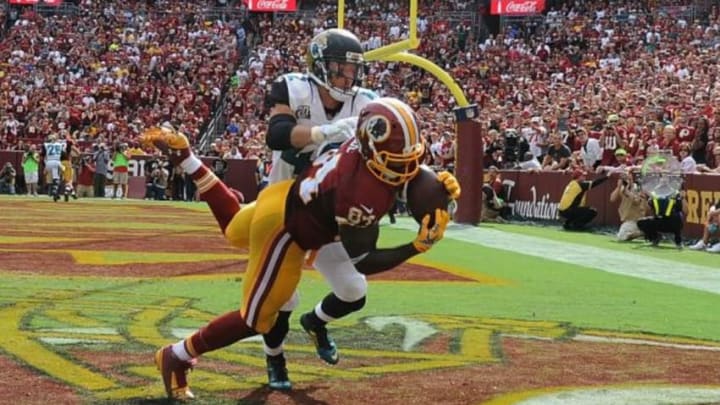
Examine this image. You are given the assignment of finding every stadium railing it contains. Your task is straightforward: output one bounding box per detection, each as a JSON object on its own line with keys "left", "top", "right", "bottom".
{"left": 34, "top": 2, "right": 80, "bottom": 17}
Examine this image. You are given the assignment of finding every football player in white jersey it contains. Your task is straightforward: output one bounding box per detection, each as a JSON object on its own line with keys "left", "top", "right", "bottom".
{"left": 42, "top": 134, "right": 67, "bottom": 201}
{"left": 262, "top": 28, "right": 378, "bottom": 390}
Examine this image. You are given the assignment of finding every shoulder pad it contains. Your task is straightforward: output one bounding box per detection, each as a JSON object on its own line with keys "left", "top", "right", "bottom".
{"left": 356, "top": 88, "right": 378, "bottom": 100}
{"left": 283, "top": 73, "right": 308, "bottom": 82}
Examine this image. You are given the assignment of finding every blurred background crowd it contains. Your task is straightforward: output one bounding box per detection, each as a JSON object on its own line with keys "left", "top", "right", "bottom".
{"left": 2, "top": 0, "right": 720, "bottom": 198}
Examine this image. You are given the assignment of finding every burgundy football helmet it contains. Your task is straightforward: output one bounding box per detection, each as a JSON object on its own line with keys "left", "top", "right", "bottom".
{"left": 356, "top": 98, "right": 425, "bottom": 186}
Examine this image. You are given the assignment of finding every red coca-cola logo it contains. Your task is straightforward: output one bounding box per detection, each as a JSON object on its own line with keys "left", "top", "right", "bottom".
{"left": 491, "top": 0, "right": 545, "bottom": 15}
{"left": 249, "top": 0, "right": 297, "bottom": 12}
{"left": 506, "top": 1, "right": 540, "bottom": 13}
{"left": 257, "top": 0, "right": 286, "bottom": 8}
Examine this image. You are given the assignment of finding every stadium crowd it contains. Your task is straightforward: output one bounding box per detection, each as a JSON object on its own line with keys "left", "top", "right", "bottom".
{"left": 2, "top": 0, "right": 720, "bottom": 197}
{"left": 0, "top": 0, "right": 238, "bottom": 155}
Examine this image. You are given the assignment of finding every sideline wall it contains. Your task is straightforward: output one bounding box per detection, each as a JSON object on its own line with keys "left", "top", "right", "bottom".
{"left": 495, "top": 170, "right": 720, "bottom": 239}
{"left": 0, "top": 151, "right": 258, "bottom": 202}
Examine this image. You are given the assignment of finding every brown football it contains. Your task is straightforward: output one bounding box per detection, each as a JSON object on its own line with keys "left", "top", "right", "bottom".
{"left": 405, "top": 166, "right": 450, "bottom": 226}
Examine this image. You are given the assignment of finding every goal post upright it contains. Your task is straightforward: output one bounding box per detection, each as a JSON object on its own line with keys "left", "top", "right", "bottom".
{"left": 339, "top": 0, "right": 482, "bottom": 224}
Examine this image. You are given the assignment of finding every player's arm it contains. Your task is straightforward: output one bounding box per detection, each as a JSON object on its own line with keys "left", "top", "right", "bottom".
{"left": 266, "top": 77, "right": 357, "bottom": 150}
{"left": 339, "top": 209, "right": 450, "bottom": 276}
{"left": 339, "top": 223, "right": 420, "bottom": 276}
{"left": 265, "top": 77, "right": 313, "bottom": 150}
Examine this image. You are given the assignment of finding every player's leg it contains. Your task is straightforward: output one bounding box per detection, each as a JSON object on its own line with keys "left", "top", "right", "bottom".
{"left": 46, "top": 162, "right": 61, "bottom": 200}
{"left": 141, "top": 127, "right": 242, "bottom": 231}
{"left": 262, "top": 291, "right": 298, "bottom": 390}
{"left": 155, "top": 181, "right": 304, "bottom": 399}
{"left": 300, "top": 241, "right": 367, "bottom": 365}
{"left": 241, "top": 181, "right": 305, "bottom": 390}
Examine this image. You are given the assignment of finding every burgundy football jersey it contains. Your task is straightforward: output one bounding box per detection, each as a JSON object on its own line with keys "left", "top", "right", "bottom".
{"left": 285, "top": 140, "right": 397, "bottom": 250}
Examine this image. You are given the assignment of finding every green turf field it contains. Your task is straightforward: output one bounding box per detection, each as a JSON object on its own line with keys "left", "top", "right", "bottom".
{"left": 0, "top": 196, "right": 718, "bottom": 404}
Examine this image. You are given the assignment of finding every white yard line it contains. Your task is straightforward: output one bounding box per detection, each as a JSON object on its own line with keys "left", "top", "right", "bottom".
{"left": 392, "top": 219, "right": 720, "bottom": 295}
{"left": 513, "top": 387, "right": 720, "bottom": 405}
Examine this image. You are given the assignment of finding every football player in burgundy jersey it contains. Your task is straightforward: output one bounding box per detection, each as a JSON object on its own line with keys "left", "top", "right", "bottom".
{"left": 141, "top": 98, "right": 460, "bottom": 399}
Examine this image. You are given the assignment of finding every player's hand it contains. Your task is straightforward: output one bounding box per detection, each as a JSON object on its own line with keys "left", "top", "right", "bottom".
{"left": 412, "top": 208, "right": 450, "bottom": 253}
{"left": 311, "top": 116, "right": 358, "bottom": 145}
{"left": 437, "top": 171, "right": 461, "bottom": 200}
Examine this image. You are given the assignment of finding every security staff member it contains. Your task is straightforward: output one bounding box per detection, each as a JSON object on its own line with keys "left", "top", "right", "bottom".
{"left": 558, "top": 169, "right": 608, "bottom": 230}
{"left": 637, "top": 191, "right": 687, "bottom": 248}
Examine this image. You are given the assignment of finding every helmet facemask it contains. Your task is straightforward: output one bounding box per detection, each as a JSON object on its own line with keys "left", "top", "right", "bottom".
{"left": 365, "top": 142, "right": 424, "bottom": 186}
{"left": 310, "top": 55, "right": 365, "bottom": 103}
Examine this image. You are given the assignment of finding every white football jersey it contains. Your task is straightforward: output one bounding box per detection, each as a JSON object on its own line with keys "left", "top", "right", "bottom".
{"left": 268, "top": 73, "right": 377, "bottom": 184}
{"left": 44, "top": 141, "right": 66, "bottom": 162}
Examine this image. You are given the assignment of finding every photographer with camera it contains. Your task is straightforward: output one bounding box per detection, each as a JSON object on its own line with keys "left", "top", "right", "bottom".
{"left": 149, "top": 156, "right": 169, "bottom": 200}
{"left": 92, "top": 142, "right": 110, "bottom": 197}
{"left": 609, "top": 170, "right": 647, "bottom": 241}
{"left": 503, "top": 128, "right": 530, "bottom": 168}
{"left": 688, "top": 200, "right": 720, "bottom": 253}
{"left": 0, "top": 162, "right": 16, "bottom": 195}
{"left": 111, "top": 142, "right": 131, "bottom": 199}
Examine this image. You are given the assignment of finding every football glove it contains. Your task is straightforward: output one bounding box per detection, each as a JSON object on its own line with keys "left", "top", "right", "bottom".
{"left": 140, "top": 124, "right": 192, "bottom": 166}
{"left": 310, "top": 116, "right": 358, "bottom": 145}
{"left": 437, "top": 171, "right": 461, "bottom": 200}
{"left": 412, "top": 208, "right": 450, "bottom": 253}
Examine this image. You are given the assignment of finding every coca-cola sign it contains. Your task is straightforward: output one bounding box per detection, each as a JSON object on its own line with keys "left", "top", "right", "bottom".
{"left": 246, "top": 0, "right": 297, "bottom": 12}
{"left": 9, "top": 0, "right": 63, "bottom": 4}
{"left": 490, "top": 0, "right": 545, "bottom": 15}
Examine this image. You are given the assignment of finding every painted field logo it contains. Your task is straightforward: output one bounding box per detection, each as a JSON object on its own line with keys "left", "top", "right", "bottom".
{"left": 2, "top": 292, "right": 719, "bottom": 402}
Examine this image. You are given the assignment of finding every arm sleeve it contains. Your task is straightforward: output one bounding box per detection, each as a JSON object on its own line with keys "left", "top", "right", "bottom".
{"left": 265, "top": 77, "right": 297, "bottom": 150}
{"left": 264, "top": 77, "right": 290, "bottom": 109}
{"left": 266, "top": 113, "right": 297, "bottom": 150}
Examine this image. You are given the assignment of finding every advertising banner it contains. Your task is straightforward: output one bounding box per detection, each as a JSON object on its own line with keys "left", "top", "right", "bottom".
{"left": 9, "top": 0, "right": 63, "bottom": 5}
{"left": 490, "top": 0, "right": 546, "bottom": 15}
{"left": 245, "top": 0, "right": 297, "bottom": 12}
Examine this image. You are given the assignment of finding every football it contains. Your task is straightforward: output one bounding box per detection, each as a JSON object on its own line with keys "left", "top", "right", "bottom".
{"left": 405, "top": 166, "right": 451, "bottom": 226}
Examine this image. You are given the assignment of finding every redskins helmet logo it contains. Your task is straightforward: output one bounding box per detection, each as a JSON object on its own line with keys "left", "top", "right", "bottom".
{"left": 364, "top": 115, "right": 390, "bottom": 143}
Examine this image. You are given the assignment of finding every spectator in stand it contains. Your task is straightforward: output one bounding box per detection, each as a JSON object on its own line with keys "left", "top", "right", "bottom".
{"left": 542, "top": 132, "right": 572, "bottom": 170}
{"left": 22, "top": 145, "right": 40, "bottom": 197}
{"left": 558, "top": 169, "right": 609, "bottom": 231}
{"left": 609, "top": 170, "right": 647, "bottom": 241}
{"left": 688, "top": 200, "right": 720, "bottom": 253}
{"left": 577, "top": 129, "right": 602, "bottom": 170}
{"left": 678, "top": 142, "right": 697, "bottom": 173}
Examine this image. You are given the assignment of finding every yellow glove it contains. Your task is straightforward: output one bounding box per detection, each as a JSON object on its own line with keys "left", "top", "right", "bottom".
{"left": 140, "top": 125, "right": 192, "bottom": 166}
{"left": 412, "top": 208, "right": 450, "bottom": 253}
{"left": 437, "top": 171, "right": 461, "bottom": 200}
{"left": 140, "top": 125, "right": 191, "bottom": 151}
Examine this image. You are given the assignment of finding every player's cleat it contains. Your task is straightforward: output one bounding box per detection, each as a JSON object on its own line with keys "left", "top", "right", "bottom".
{"left": 155, "top": 345, "right": 196, "bottom": 400}
{"left": 300, "top": 313, "right": 339, "bottom": 365}
{"left": 266, "top": 355, "right": 292, "bottom": 391}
